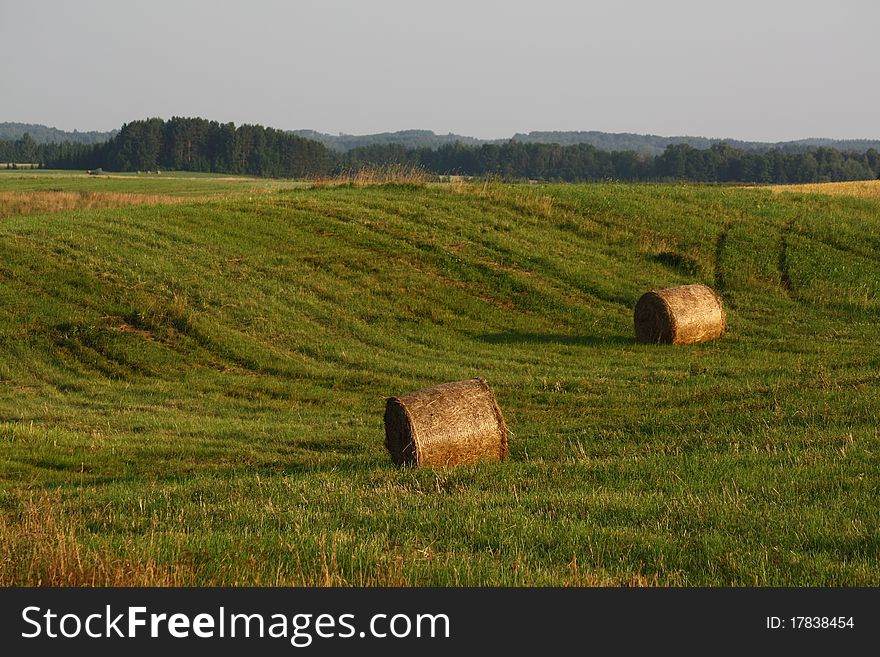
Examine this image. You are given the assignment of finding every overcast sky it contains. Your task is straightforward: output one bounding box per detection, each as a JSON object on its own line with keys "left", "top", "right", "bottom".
{"left": 4, "top": 0, "right": 879, "bottom": 141}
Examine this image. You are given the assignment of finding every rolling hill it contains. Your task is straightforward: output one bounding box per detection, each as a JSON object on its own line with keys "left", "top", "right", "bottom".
{"left": 1, "top": 172, "right": 878, "bottom": 585}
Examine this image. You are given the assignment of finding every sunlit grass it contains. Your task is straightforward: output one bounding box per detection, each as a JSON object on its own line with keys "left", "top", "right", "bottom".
{"left": 766, "top": 179, "right": 880, "bottom": 198}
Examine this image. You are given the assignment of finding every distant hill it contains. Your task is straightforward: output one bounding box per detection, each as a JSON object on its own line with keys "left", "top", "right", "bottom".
{"left": 289, "top": 129, "right": 487, "bottom": 152}
{"left": 782, "top": 138, "right": 880, "bottom": 152}
{"left": 512, "top": 131, "right": 880, "bottom": 155}
{"left": 291, "top": 128, "right": 880, "bottom": 155}
{"left": 6, "top": 121, "right": 879, "bottom": 156}
{"left": 0, "top": 122, "right": 115, "bottom": 144}
{"left": 511, "top": 131, "right": 718, "bottom": 154}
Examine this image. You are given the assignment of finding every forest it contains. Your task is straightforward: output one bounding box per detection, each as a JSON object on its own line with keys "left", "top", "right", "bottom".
{"left": 2, "top": 117, "right": 879, "bottom": 184}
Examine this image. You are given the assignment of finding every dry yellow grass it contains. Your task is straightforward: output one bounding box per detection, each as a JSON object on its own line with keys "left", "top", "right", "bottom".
{"left": 0, "top": 492, "right": 196, "bottom": 586}
{"left": 310, "top": 164, "right": 431, "bottom": 188}
{"left": 0, "top": 191, "right": 206, "bottom": 218}
{"left": 766, "top": 179, "right": 880, "bottom": 198}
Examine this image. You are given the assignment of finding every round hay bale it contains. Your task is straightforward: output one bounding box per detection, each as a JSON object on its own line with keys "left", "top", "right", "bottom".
{"left": 634, "top": 283, "right": 726, "bottom": 345}
{"left": 384, "top": 378, "right": 509, "bottom": 468}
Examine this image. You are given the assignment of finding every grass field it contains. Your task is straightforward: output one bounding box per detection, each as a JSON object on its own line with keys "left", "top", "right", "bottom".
{"left": 1, "top": 173, "right": 878, "bottom": 586}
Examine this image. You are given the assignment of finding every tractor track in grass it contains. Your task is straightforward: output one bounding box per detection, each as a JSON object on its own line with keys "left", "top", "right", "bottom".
{"left": 713, "top": 221, "right": 732, "bottom": 294}
{"left": 778, "top": 219, "right": 794, "bottom": 295}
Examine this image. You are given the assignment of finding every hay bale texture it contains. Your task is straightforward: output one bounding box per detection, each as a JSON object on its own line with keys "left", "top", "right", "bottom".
{"left": 634, "top": 283, "right": 726, "bottom": 345}
{"left": 384, "top": 378, "right": 509, "bottom": 468}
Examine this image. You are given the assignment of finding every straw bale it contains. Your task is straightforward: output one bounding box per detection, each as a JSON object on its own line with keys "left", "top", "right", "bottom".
{"left": 384, "top": 378, "right": 508, "bottom": 467}
{"left": 634, "top": 283, "right": 726, "bottom": 345}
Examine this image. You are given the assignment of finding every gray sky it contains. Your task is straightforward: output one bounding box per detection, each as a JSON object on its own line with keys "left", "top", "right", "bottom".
{"left": 4, "top": 0, "right": 879, "bottom": 141}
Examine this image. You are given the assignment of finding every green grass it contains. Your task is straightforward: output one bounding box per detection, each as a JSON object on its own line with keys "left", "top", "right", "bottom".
{"left": 1, "top": 175, "right": 878, "bottom": 585}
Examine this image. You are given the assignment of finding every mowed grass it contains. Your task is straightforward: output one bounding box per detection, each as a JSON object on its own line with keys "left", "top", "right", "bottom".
{"left": 0, "top": 169, "right": 300, "bottom": 196}
{"left": 0, "top": 174, "right": 878, "bottom": 585}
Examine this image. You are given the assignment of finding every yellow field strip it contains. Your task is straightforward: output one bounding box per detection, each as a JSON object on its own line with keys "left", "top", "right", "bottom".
{"left": 765, "top": 179, "right": 880, "bottom": 198}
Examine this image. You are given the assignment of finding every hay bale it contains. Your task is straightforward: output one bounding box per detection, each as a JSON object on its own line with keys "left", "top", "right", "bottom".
{"left": 384, "top": 378, "right": 509, "bottom": 468}
{"left": 634, "top": 283, "right": 726, "bottom": 345}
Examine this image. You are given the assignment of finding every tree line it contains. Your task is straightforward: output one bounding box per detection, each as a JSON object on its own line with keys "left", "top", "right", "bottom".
{"left": 343, "top": 141, "right": 880, "bottom": 183}
{"left": 0, "top": 118, "right": 333, "bottom": 178}
{"left": 3, "top": 117, "right": 879, "bottom": 184}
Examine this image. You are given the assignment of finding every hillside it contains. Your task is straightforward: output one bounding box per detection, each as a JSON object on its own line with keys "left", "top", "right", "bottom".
{"left": 1, "top": 172, "right": 879, "bottom": 585}
{"left": 512, "top": 131, "right": 880, "bottom": 155}
{"left": 291, "top": 127, "right": 880, "bottom": 155}
{"left": 290, "top": 129, "right": 486, "bottom": 152}
{"left": 0, "top": 122, "right": 116, "bottom": 144}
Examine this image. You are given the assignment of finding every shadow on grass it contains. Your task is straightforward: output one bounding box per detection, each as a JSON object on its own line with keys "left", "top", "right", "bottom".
{"left": 479, "top": 332, "right": 633, "bottom": 347}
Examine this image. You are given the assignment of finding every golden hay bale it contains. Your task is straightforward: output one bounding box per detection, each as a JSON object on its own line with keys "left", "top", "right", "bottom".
{"left": 384, "top": 378, "right": 509, "bottom": 468}
{"left": 634, "top": 283, "right": 726, "bottom": 345}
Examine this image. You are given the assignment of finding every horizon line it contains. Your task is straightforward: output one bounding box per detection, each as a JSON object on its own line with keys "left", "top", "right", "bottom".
{"left": 3, "top": 119, "right": 879, "bottom": 145}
